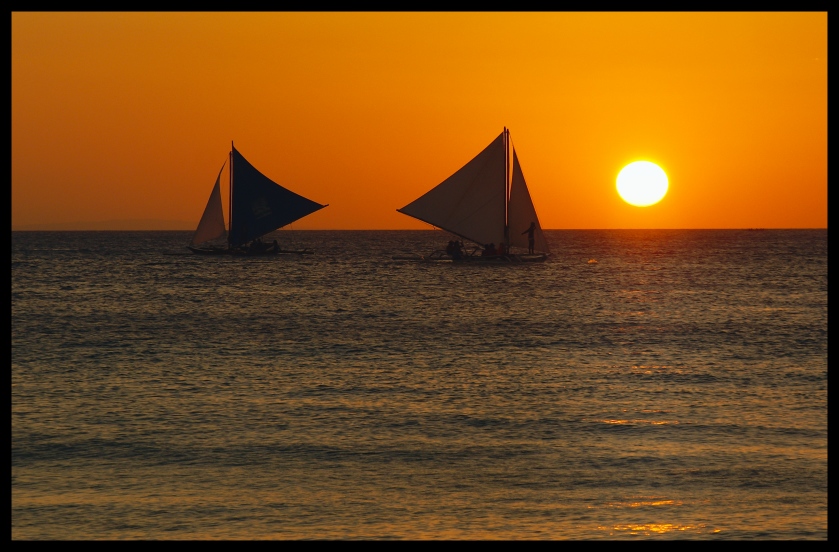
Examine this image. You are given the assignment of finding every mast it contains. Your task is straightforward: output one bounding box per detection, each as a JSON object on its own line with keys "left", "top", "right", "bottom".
{"left": 228, "top": 141, "right": 233, "bottom": 249}
{"left": 504, "top": 127, "right": 510, "bottom": 249}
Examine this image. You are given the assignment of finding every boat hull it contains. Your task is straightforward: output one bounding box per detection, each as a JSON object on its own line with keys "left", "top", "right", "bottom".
{"left": 187, "top": 246, "right": 313, "bottom": 256}
{"left": 393, "top": 250, "right": 548, "bottom": 263}
{"left": 455, "top": 253, "right": 547, "bottom": 263}
{"left": 187, "top": 246, "right": 230, "bottom": 255}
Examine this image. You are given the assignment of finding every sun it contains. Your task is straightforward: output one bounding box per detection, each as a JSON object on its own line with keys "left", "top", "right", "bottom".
{"left": 616, "top": 161, "right": 669, "bottom": 207}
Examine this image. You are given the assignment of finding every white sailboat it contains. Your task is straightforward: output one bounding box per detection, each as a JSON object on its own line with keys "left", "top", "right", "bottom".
{"left": 396, "top": 128, "right": 549, "bottom": 262}
{"left": 188, "top": 142, "right": 328, "bottom": 255}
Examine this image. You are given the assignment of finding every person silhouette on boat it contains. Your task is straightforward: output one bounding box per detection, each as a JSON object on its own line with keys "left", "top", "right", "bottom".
{"left": 452, "top": 240, "right": 463, "bottom": 260}
{"left": 250, "top": 237, "right": 268, "bottom": 253}
{"left": 446, "top": 240, "right": 464, "bottom": 260}
{"left": 522, "top": 222, "right": 536, "bottom": 254}
{"left": 482, "top": 243, "right": 496, "bottom": 257}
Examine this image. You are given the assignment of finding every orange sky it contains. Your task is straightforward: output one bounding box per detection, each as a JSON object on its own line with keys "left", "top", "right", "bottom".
{"left": 11, "top": 12, "right": 826, "bottom": 230}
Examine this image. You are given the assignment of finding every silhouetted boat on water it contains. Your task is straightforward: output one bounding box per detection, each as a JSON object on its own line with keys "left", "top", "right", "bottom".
{"left": 188, "top": 143, "right": 327, "bottom": 256}
{"left": 395, "top": 128, "right": 549, "bottom": 263}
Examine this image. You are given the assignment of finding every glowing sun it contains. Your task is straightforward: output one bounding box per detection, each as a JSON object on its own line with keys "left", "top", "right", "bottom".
{"left": 616, "top": 161, "right": 669, "bottom": 207}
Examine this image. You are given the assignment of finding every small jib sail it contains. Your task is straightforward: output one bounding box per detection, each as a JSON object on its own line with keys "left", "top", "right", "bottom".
{"left": 396, "top": 128, "right": 548, "bottom": 262}
{"left": 508, "top": 149, "right": 549, "bottom": 255}
{"left": 190, "top": 163, "right": 228, "bottom": 248}
{"left": 189, "top": 143, "right": 327, "bottom": 255}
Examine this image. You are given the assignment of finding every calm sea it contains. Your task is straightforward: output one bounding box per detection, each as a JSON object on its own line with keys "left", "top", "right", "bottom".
{"left": 11, "top": 229, "right": 827, "bottom": 540}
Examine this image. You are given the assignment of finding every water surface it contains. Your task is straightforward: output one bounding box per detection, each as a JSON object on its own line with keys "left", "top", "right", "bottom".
{"left": 12, "top": 229, "right": 827, "bottom": 539}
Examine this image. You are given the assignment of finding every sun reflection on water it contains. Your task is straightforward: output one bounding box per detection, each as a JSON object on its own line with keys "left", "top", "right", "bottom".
{"left": 597, "top": 419, "right": 680, "bottom": 425}
{"left": 604, "top": 523, "right": 722, "bottom": 536}
{"left": 593, "top": 497, "right": 723, "bottom": 536}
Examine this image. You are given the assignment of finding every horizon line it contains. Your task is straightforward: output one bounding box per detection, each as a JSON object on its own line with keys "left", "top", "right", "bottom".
{"left": 11, "top": 226, "right": 826, "bottom": 232}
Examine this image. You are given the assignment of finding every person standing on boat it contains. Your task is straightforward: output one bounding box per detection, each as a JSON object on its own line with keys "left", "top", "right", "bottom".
{"left": 455, "top": 241, "right": 464, "bottom": 260}
{"left": 522, "top": 222, "right": 536, "bottom": 254}
{"left": 447, "top": 240, "right": 463, "bottom": 260}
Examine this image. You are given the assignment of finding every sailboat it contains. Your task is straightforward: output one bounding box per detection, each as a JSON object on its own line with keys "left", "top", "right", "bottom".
{"left": 396, "top": 128, "right": 549, "bottom": 262}
{"left": 188, "top": 142, "right": 328, "bottom": 255}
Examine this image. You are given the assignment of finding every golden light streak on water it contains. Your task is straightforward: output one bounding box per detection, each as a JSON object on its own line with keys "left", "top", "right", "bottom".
{"left": 597, "top": 419, "right": 680, "bottom": 425}
{"left": 607, "top": 523, "right": 716, "bottom": 535}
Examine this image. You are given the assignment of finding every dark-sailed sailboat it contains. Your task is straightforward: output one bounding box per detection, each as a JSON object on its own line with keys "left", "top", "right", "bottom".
{"left": 395, "top": 128, "right": 549, "bottom": 262}
{"left": 188, "top": 143, "right": 327, "bottom": 255}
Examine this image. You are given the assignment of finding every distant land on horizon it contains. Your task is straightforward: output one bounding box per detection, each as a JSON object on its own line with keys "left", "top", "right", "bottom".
{"left": 12, "top": 219, "right": 197, "bottom": 231}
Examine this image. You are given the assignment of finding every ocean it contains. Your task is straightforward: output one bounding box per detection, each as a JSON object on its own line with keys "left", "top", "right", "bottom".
{"left": 11, "top": 229, "right": 827, "bottom": 540}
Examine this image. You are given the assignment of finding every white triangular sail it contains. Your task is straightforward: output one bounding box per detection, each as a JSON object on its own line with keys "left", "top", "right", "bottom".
{"left": 397, "top": 132, "right": 507, "bottom": 247}
{"left": 190, "top": 162, "right": 228, "bottom": 246}
{"left": 508, "top": 149, "right": 549, "bottom": 254}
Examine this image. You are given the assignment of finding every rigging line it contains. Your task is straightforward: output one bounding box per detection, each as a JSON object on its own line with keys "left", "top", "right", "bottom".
{"left": 287, "top": 222, "right": 296, "bottom": 247}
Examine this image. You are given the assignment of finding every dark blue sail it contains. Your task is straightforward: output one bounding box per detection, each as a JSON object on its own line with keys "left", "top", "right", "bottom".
{"left": 229, "top": 145, "right": 327, "bottom": 248}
